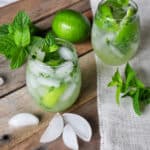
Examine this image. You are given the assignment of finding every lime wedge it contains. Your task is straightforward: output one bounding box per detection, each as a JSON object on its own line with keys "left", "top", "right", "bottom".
{"left": 42, "top": 84, "right": 67, "bottom": 108}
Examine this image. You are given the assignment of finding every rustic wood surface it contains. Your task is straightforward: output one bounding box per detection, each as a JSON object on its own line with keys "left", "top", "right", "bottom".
{"left": 0, "top": 0, "right": 100, "bottom": 150}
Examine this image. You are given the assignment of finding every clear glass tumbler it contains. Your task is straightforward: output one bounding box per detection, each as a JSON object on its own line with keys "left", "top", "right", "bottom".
{"left": 92, "top": 0, "right": 140, "bottom": 65}
{"left": 26, "top": 39, "right": 81, "bottom": 112}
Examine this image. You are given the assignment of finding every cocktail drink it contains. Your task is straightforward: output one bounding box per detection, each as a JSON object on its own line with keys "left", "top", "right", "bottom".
{"left": 92, "top": 0, "right": 140, "bottom": 65}
{"left": 26, "top": 38, "right": 81, "bottom": 112}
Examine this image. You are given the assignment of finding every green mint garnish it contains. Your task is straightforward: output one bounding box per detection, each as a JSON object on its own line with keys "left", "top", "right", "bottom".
{"left": 0, "top": 24, "right": 9, "bottom": 35}
{"left": 42, "top": 32, "right": 63, "bottom": 66}
{"left": 108, "top": 63, "right": 150, "bottom": 116}
{"left": 8, "top": 11, "right": 31, "bottom": 47}
{"left": 0, "top": 11, "right": 37, "bottom": 69}
{"left": 43, "top": 32, "right": 59, "bottom": 53}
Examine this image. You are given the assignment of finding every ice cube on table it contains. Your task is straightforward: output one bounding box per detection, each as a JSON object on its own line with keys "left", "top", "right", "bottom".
{"left": 37, "top": 77, "right": 60, "bottom": 87}
{"left": 61, "top": 83, "right": 76, "bottom": 101}
{"left": 59, "top": 47, "right": 74, "bottom": 61}
{"left": 55, "top": 61, "right": 74, "bottom": 79}
{"left": 28, "top": 60, "right": 54, "bottom": 77}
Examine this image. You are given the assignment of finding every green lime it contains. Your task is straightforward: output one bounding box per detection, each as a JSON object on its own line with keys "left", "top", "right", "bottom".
{"left": 52, "top": 9, "right": 91, "bottom": 43}
{"left": 42, "top": 84, "right": 67, "bottom": 108}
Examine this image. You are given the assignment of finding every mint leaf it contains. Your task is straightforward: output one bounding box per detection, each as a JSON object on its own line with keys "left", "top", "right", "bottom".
{"left": 10, "top": 47, "right": 27, "bottom": 69}
{"left": 12, "top": 11, "right": 31, "bottom": 29}
{"left": 14, "top": 25, "right": 30, "bottom": 47}
{"left": 44, "top": 50, "right": 64, "bottom": 66}
{"left": 125, "top": 63, "right": 136, "bottom": 89}
{"left": 0, "top": 24, "right": 9, "bottom": 35}
{"left": 140, "top": 88, "right": 150, "bottom": 105}
{"left": 9, "top": 11, "right": 31, "bottom": 47}
{"left": 43, "top": 32, "right": 59, "bottom": 52}
{"left": 108, "top": 69, "right": 123, "bottom": 87}
{"left": 125, "top": 63, "right": 144, "bottom": 89}
{"left": 0, "top": 35, "right": 17, "bottom": 59}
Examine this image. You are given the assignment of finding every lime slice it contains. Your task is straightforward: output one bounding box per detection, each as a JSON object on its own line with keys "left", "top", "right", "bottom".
{"left": 42, "top": 84, "right": 67, "bottom": 108}
{"left": 52, "top": 9, "right": 91, "bottom": 43}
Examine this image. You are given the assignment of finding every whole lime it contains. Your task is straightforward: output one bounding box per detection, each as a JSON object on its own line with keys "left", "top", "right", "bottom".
{"left": 52, "top": 9, "right": 91, "bottom": 43}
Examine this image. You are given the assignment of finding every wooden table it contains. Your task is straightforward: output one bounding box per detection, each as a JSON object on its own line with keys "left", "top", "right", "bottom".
{"left": 0, "top": 0, "right": 100, "bottom": 149}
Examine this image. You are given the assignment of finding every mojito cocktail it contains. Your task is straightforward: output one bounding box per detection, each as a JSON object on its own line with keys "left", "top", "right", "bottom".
{"left": 26, "top": 38, "right": 81, "bottom": 112}
{"left": 92, "top": 0, "right": 140, "bottom": 65}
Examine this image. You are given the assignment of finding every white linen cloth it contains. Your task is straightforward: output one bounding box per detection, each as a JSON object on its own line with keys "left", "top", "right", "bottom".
{"left": 0, "top": 0, "right": 18, "bottom": 7}
{"left": 90, "top": 0, "right": 150, "bottom": 150}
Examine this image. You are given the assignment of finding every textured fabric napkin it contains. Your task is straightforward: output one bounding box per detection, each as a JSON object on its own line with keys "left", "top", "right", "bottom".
{"left": 90, "top": 0, "right": 150, "bottom": 150}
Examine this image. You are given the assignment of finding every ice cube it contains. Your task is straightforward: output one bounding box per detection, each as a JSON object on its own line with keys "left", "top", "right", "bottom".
{"left": 28, "top": 60, "right": 54, "bottom": 77}
{"left": 59, "top": 47, "right": 74, "bottom": 61}
{"left": 26, "top": 72, "right": 39, "bottom": 89}
{"left": 37, "top": 86, "right": 49, "bottom": 97}
{"left": 36, "top": 48, "right": 45, "bottom": 61}
{"left": 55, "top": 61, "right": 74, "bottom": 79}
{"left": 64, "top": 76, "right": 72, "bottom": 82}
{"left": 61, "top": 83, "right": 76, "bottom": 101}
{"left": 37, "top": 77, "right": 60, "bottom": 88}
{"left": 30, "top": 47, "right": 45, "bottom": 61}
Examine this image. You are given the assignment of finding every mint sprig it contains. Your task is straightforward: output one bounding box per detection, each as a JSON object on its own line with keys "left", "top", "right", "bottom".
{"left": 43, "top": 32, "right": 59, "bottom": 53}
{"left": 0, "top": 11, "right": 37, "bottom": 69}
{"left": 108, "top": 63, "right": 150, "bottom": 115}
{"left": 42, "top": 32, "right": 65, "bottom": 67}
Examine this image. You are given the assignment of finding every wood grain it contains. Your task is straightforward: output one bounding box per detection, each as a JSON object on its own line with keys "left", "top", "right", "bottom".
{"left": 0, "top": 51, "right": 96, "bottom": 150}
{"left": 0, "top": 0, "right": 81, "bottom": 25}
{"left": 36, "top": 0, "right": 91, "bottom": 29}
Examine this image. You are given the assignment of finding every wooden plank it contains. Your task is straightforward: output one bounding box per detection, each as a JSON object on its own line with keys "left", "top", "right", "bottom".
{"left": 11, "top": 99, "right": 100, "bottom": 150}
{"left": 0, "top": 0, "right": 81, "bottom": 25}
{"left": 36, "top": 0, "right": 91, "bottom": 29}
{"left": 0, "top": 51, "right": 96, "bottom": 149}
